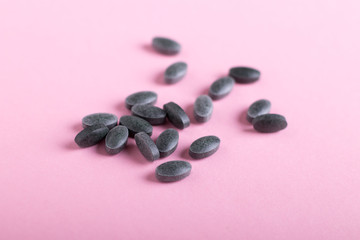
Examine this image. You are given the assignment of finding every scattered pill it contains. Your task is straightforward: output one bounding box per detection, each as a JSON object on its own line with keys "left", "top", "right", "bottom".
{"left": 105, "top": 125, "right": 129, "bottom": 154}
{"left": 155, "top": 160, "right": 192, "bottom": 182}
{"left": 194, "top": 95, "right": 213, "bottom": 123}
{"left": 135, "top": 132, "right": 160, "bottom": 161}
{"left": 252, "top": 114, "right": 287, "bottom": 133}
{"left": 163, "top": 102, "right": 190, "bottom": 129}
{"left": 189, "top": 135, "right": 220, "bottom": 159}
{"left": 152, "top": 37, "right": 181, "bottom": 55}
{"left": 131, "top": 104, "right": 166, "bottom": 125}
{"left": 82, "top": 113, "right": 118, "bottom": 129}
{"left": 247, "top": 99, "right": 271, "bottom": 123}
{"left": 74, "top": 124, "right": 109, "bottom": 148}
{"left": 156, "top": 129, "right": 179, "bottom": 158}
{"left": 120, "top": 115, "right": 153, "bottom": 137}
{"left": 229, "top": 67, "right": 260, "bottom": 83}
{"left": 164, "top": 62, "right": 187, "bottom": 84}
{"left": 125, "top": 91, "right": 157, "bottom": 110}
{"left": 209, "top": 77, "right": 235, "bottom": 100}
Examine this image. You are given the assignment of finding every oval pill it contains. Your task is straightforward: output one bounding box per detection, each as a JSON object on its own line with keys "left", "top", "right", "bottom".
{"left": 82, "top": 113, "right": 118, "bottom": 129}
{"left": 247, "top": 99, "right": 271, "bottom": 123}
{"left": 229, "top": 67, "right": 260, "bottom": 83}
{"left": 252, "top": 114, "right": 287, "bottom": 133}
{"left": 194, "top": 95, "right": 213, "bottom": 123}
{"left": 189, "top": 135, "right": 220, "bottom": 159}
{"left": 163, "top": 102, "right": 190, "bottom": 129}
{"left": 135, "top": 132, "right": 160, "bottom": 162}
{"left": 152, "top": 37, "right": 181, "bottom": 55}
{"left": 131, "top": 104, "right": 166, "bottom": 125}
{"left": 125, "top": 91, "right": 157, "bottom": 110}
{"left": 105, "top": 125, "right": 129, "bottom": 154}
{"left": 120, "top": 115, "right": 153, "bottom": 137}
{"left": 155, "top": 160, "right": 192, "bottom": 182}
{"left": 74, "top": 124, "right": 109, "bottom": 148}
{"left": 164, "top": 62, "right": 187, "bottom": 84}
{"left": 209, "top": 77, "right": 235, "bottom": 100}
{"left": 156, "top": 129, "right": 179, "bottom": 158}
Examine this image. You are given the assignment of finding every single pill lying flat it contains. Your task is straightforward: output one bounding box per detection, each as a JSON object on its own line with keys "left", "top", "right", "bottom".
{"left": 194, "top": 95, "right": 213, "bottom": 123}
{"left": 125, "top": 91, "right": 157, "bottom": 110}
{"left": 120, "top": 115, "right": 153, "bottom": 137}
{"left": 189, "top": 135, "right": 220, "bottom": 159}
{"left": 164, "top": 62, "right": 187, "bottom": 84}
{"left": 229, "top": 67, "right": 260, "bottom": 83}
{"left": 156, "top": 128, "right": 179, "bottom": 158}
{"left": 247, "top": 99, "right": 271, "bottom": 123}
{"left": 209, "top": 77, "right": 235, "bottom": 100}
{"left": 135, "top": 132, "right": 160, "bottom": 162}
{"left": 152, "top": 37, "right": 181, "bottom": 55}
{"left": 105, "top": 125, "right": 129, "bottom": 154}
{"left": 163, "top": 102, "right": 190, "bottom": 129}
{"left": 74, "top": 124, "right": 109, "bottom": 148}
{"left": 155, "top": 160, "right": 192, "bottom": 182}
{"left": 131, "top": 104, "right": 166, "bottom": 125}
{"left": 82, "top": 113, "right": 118, "bottom": 129}
{"left": 252, "top": 114, "right": 287, "bottom": 133}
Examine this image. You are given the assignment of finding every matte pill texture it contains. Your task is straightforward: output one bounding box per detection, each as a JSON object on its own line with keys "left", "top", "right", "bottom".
{"left": 189, "top": 135, "right": 220, "bottom": 159}
{"left": 252, "top": 114, "right": 287, "bottom": 133}
{"left": 247, "top": 99, "right": 271, "bottom": 123}
{"left": 105, "top": 125, "right": 129, "bottom": 154}
{"left": 82, "top": 113, "right": 118, "bottom": 129}
{"left": 152, "top": 37, "right": 181, "bottom": 55}
{"left": 209, "top": 77, "right": 235, "bottom": 100}
{"left": 125, "top": 91, "right": 157, "bottom": 110}
{"left": 229, "top": 67, "right": 260, "bottom": 84}
{"left": 120, "top": 115, "right": 153, "bottom": 137}
{"left": 131, "top": 104, "right": 166, "bottom": 125}
{"left": 193, "top": 95, "right": 213, "bottom": 123}
{"left": 156, "top": 129, "right": 179, "bottom": 158}
{"left": 155, "top": 160, "right": 192, "bottom": 182}
{"left": 163, "top": 102, "right": 190, "bottom": 129}
{"left": 135, "top": 132, "right": 160, "bottom": 162}
{"left": 74, "top": 124, "right": 109, "bottom": 148}
{"left": 164, "top": 62, "right": 187, "bottom": 84}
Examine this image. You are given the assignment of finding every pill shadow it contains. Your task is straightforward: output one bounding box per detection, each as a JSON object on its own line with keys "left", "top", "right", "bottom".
{"left": 154, "top": 71, "right": 166, "bottom": 85}
{"left": 95, "top": 140, "right": 113, "bottom": 157}
{"left": 121, "top": 142, "right": 150, "bottom": 165}
{"left": 116, "top": 101, "right": 130, "bottom": 116}
{"left": 184, "top": 104, "right": 198, "bottom": 125}
{"left": 145, "top": 171, "right": 158, "bottom": 183}
{"left": 64, "top": 141, "right": 80, "bottom": 150}
{"left": 239, "top": 108, "right": 252, "bottom": 126}
{"left": 142, "top": 44, "right": 177, "bottom": 57}
{"left": 181, "top": 148, "right": 192, "bottom": 160}
{"left": 199, "top": 86, "right": 209, "bottom": 96}
{"left": 72, "top": 123, "right": 83, "bottom": 132}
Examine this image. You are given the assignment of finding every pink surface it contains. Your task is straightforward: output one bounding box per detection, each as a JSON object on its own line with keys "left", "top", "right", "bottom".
{"left": 1, "top": 0, "right": 360, "bottom": 239}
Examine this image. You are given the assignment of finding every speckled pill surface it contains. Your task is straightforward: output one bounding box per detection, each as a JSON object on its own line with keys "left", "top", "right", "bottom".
{"left": 131, "top": 104, "right": 166, "bottom": 125}
{"left": 247, "top": 99, "right": 271, "bottom": 123}
{"left": 155, "top": 160, "right": 192, "bottom": 182}
{"left": 229, "top": 67, "right": 260, "bottom": 83}
{"left": 105, "top": 125, "right": 128, "bottom": 154}
{"left": 194, "top": 95, "right": 213, "bottom": 123}
{"left": 156, "top": 128, "right": 179, "bottom": 158}
{"left": 163, "top": 102, "right": 190, "bottom": 129}
{"left": 135, "top": 132, "right": 160, "bottom": 162}
{"left": 74, "top": 124, "right": 109, "bottom": 148}
{"left": 125, "top": 91, "right": 157, "bottom": 110}
{"left": 119, "top": 115, "right": 152, "bottom": 137}
{"left": 209, "top": 77, "right": 235, "bottom": 100}
{"left": 252, "top": 114, "right": 287, "bottom": 133}
{"left": 189, "top": 135, "right": 220, "bottom": 159}
{"left": 164, "top": 62, "right": 187, "bottom": 84}
{"left": 82, "top": 113, "right": 118, "bottom": 129}
{"left": 152, "top": 37, "right": 181, "bottom": 55}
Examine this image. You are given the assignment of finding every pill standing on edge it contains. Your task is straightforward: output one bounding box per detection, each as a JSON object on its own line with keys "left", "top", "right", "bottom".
{"left": 189, "top": 135, "right": 220, "bottom": 159}
{"left": 164, "top": 62, "right": 188, "bottom": 84}
{"left": 131, "top": 104, "right": 166, "bottom": 125}
{"left": 156, "top": 128, "right": 179, "bottom": 158}
{"left": 247, "top": 99, "right": 271, "bottom": 123}
{"left": 193, "top": 95, "right": 213, "bottom": 123}
{"left": 120, "top": 115, "right": 153, "bottom": 137}
{"left": 252, "top": 114, "right": 288, "bottom": 133}
{"left": 135, "top": 132, "right": 160, "bottom": 162}
{"left": 82, "top": 113, "right": 118, "bottom": 129}
{"left": 152, "top": 37, "right": 181, "bottom": 55}
{"left": 163, "top": 102, "right": 190, "bottom": 129}
{"left": 229, "top": 67, "right": 260, "bottom": 83}
{"left": 74, "top": 124, "right": 109, "bottom": 148}
{"left": 125, "top": 91, "right": 157, "bottom": 110}
{"left": 208, "top": 77, "right": 235, "bottom": 100}
{"left": 155, "top": 160, "right": 192, "bottom": 182}
{"left": 105, "top": 125, "right": 129, "bottom": 154}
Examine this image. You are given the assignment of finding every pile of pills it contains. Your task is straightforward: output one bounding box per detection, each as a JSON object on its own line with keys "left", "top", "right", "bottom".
{"left": 74, "top": 36, "right": 288, "bottom": 183}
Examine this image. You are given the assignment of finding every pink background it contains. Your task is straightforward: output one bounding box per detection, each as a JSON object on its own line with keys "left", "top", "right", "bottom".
{"left": 1, "top": 0, "right": 360, "bottom": 239}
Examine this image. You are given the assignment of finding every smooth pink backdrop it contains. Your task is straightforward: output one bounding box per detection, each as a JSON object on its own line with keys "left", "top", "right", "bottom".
{"left": 1, "top": 0, "right": 360, "bottom": 239}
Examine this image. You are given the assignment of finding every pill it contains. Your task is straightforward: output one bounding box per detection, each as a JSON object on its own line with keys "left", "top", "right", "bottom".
{"left": 252, "top": 114, "right": 287, "bottom": 133}
{"left": 164, "top": 62, "right": 187, "bottom": 84}
{"left": 105, "top": 125, "right": 129, "bottom": 154}
{"left": 189, "top": 135, "right": 220, "bottom": 159}
{"left": 120, "top": 115, "right": 153, "bottom": 137}
{"left": 135, "top": 132, "right": 160, "bottom": 162}
{"left": 163, "top": 102, "right": 190, "bottom": 129}
{"left": 156, "top": 129, "right": 179, "bottom": 158}
{"left": 155, "top": 160, "right": 192, "bottom": 182}
{"left": 247, "top": 99, "right": 271, "bottom": 123}
{"left": 194, "top": 95, "right": 213, "bottom": 123}
{"left": 125, "top": 91, "right": 157, "bottom": 110}
{"left": 74, "top": 124, "right": 109, "bottom": 148}
{"left": 208, "top": 77, "right": 235, "bottom": 100}
{"left": 131, "top": 104, "right": 166, "bottom": 125}
{"left": 152, "top": 37, "right": 181, "bottom": 55}
{"left": 82, "top": 113, "right": 118, "bottom": 129}
{"left": 229, "top": 67, "right": 260, "bottom": 83}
